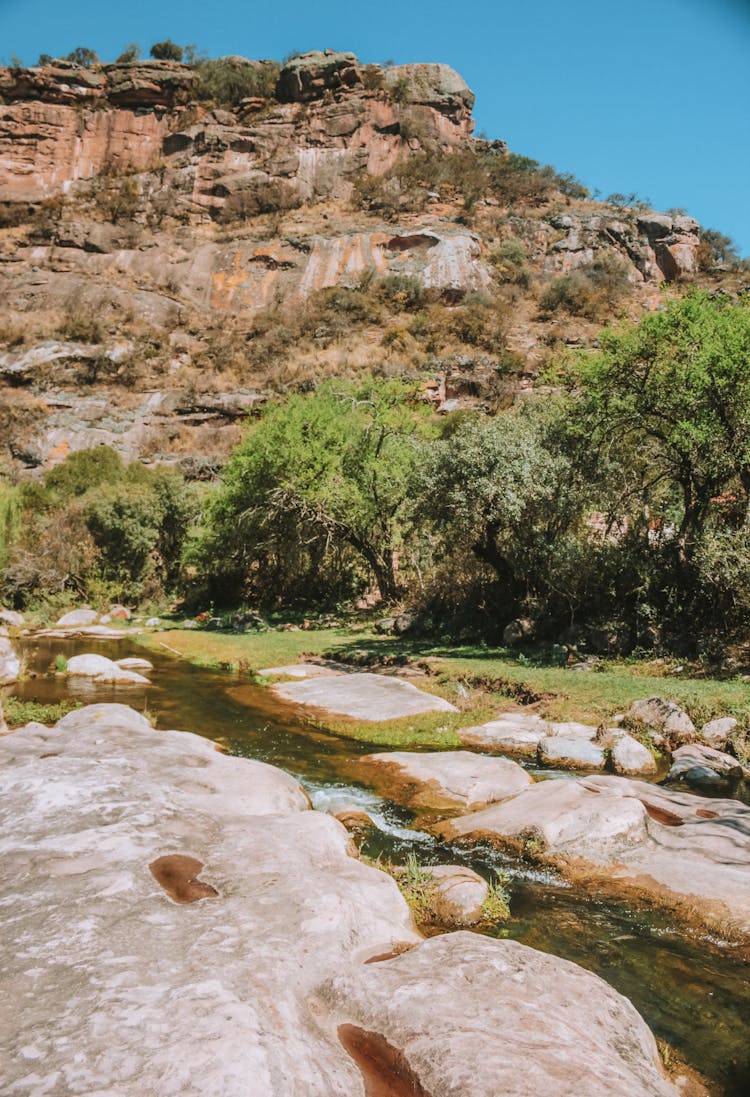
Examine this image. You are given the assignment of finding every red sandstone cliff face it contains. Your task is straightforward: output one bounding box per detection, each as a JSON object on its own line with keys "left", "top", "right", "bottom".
{"left": 0, "top": 50, "right": 710, "bottom": 476}
{"left": 0, "top": 53, "right": 474, "bottom": 209}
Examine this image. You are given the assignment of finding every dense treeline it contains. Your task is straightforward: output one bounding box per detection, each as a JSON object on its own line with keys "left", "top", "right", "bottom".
{"left": 2, "top": 292, "right": 750, "bottom": 655}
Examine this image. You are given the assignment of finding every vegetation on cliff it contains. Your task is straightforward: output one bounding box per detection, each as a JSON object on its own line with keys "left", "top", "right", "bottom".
{"left": 3, "top": 292, "right": 750, "bottom": 660}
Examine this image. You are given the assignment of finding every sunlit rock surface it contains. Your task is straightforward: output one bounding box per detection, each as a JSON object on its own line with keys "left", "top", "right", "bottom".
{"left": 0, "top": 703, "right": 682, "bottom": 1096}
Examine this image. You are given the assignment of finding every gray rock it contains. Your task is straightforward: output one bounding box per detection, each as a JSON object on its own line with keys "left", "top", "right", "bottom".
{"left": 548, "top": 721, "right": 599, "bottom": 741}
{"left": 458, "top": 712, "right": 549, "bottom": 756}
{"left": 384, "top": 62, "right": 475, "bottom": 111}
{"left": 441, "top": 773, "right": 750, "bottom": 941}
{"left": 116, "top": 657, "right": 153, "bottom": 672}
{"left": 358, "top": 750, "right": 532, "bottom": 811}
{"left": 66, "top": 653, "right": 149, "bottom": 684}
{"left": 277, "top": 50, "right": 362, "bottom": 102}
{"left": 610, "top": 733, "right": 657, "bottom": 777}
{"left": 538, "top": 736, "right": 606, "bottom": 770}
{"left": 627, "top": 696, "right": 695, "bottom": 743}
{"left": 700, "top": 716, "right": 737, "bottom": 749}
{"left": 430, "top": 865, "right": 489, "bottom": 926}
{"left": 56, "top": 608, "right": 99, "bottom": 627}
{"left": 0, "top": 634, "right": 21, "bottom": 686}
{"left": 668, "top": 743, "right": 743, "bottom": 787}
{"left": 0, "top": 608, "right": 24, "bottom": 627}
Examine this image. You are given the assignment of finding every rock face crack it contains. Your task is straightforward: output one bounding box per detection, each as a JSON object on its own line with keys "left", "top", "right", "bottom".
{"left": 149, "top": 854, "right": 219, "bottom": 904}
{"left": 338, "top": 1025, "right": 432, "bottom": 1097}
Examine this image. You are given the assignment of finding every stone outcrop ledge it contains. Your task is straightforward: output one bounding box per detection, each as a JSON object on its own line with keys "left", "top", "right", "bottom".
{"left": 0, "top": 702, "right": 687, "bottom": 1096}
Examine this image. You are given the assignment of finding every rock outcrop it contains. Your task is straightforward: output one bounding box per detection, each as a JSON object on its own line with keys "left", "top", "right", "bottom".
{"left": 438, "top": 773, "right": 750, "bottom": 942}
{"left": 357, "top": 749, "right": 532, "bottom": 812}
{"left": 0, "top": 703, "right": 682, "bottom": 1096}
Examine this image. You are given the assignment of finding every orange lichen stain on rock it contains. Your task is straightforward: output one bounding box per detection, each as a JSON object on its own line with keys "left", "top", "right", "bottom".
{"left": 45, "top": 438, "right": 69, "bottom": 467}
{"left": 298, "top": 233, "right": 389, "bottom": 298}
{"left": 210, "top": 245, "right": 284, "bottom": 310}
{"left": 149, "top": 854, "right": 219, "bottom": 904}
{"left": 211, "top": 250, "right": 250, "bottom": 310}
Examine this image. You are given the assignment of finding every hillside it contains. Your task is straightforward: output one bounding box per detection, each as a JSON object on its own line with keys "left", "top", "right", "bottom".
{"left": 0, "top": 48, "right": 740, "bottom": 479}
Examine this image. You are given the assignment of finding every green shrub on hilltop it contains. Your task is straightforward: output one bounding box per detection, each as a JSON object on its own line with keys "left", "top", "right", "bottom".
{"left": 193, "top": 57, "right": 280, "bottom": 107}
{"left": 149, "top": 40, "right": 184, "bottom": 62}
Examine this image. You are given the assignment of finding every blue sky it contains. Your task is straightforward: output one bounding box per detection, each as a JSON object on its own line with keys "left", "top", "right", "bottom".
{"left": 1, "top": 0, "right": 749, "bottom": 253}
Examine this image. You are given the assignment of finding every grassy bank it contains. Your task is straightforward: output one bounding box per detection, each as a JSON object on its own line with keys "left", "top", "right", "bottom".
{"left": 133, "top": 627, "right": 750, "bottom": 748}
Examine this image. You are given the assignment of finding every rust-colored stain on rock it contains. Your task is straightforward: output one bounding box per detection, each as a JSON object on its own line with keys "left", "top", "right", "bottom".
{"left": 338, "top": 1024, "right": 432, "bottom": 1097}
{"left": 149, "top": 854, "right": 219, "bottom": 904}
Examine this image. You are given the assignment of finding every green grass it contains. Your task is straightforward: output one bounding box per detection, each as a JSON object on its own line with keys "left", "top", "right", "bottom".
{"left": 325, "top": 635, "right": 750, "bottom": 727}
{"left": 132, "top": 626, "right": 750, "bottom": 745}
{"left": 134, "top": 627, "right": 360, "bottom": 672}
{"left": 2, "top": 697, "right": 82, "bottom": 728}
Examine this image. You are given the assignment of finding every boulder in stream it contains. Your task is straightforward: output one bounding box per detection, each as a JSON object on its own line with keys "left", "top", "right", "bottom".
{"left": 439, "top": 773, "right": 750, "bottom": 943}
{"left": 357, "top": 749, "right": 532, "bottom": 812}
{"left": 626, "top": 697, "right": 695, "bottom": 745}
{"left": 458, "top": 711, "right": 550, "bottom": 756}
{"left": 610, "top": 731, "right": 658, "bottom": 776}
{"left": 538, "top": 735, "right": 606, "bottom": 770}
{"left": 700, "top": 716, "right": 738, "bottom": 749}
{"left": 0, "top": 703, "right": 685, "bottom": 1096}
{"left": 667, "top": 743, "right": 744, "bottom": 787}
{"left": 430, "top": 864, "right": 489, "bottom": 926}
{"left": 0, "top": 607, "right": 24, "bottom": 627}
{"left": 66, "top": 653, "right": 150, "bottom": 684}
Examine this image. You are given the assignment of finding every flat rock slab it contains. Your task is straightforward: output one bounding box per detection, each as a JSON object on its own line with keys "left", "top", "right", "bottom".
{"left": 259, "top": 663, "right": 344, "bottom": 679}
{"left": 273, "top": 672, "right": 457, "bottom": 721}
{"left": 358, "top": 749, "right": 532, "bottom": 811}
{"left": 459, "top": 712, "right": 550, "bottom": 756}
{"left": 0, "top": 703, "right": 680, "bottom": 1097}
{"left": 439, "top": 772, "right": 750, "bottom": 942}
{"left": 538, "top": 736, "right": 606, "bottom": 770}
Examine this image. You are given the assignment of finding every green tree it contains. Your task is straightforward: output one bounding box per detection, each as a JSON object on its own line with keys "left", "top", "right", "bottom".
{"left": 416, "top": 402, "right": 587, "bottom": 612}
{"left": 116, "top": 43, "right": 141, "bottom": 63}
{"left": 569, "top": 292, "right": 750, "bottom": 565}
{"left": 193, "top": 378, "right": 436, "bottom": 604}
{"left": 65, "top": 47, "right": 99, "bottom": 68}
{"left": 149, "top": 40, "right": 184, "bottom": 62}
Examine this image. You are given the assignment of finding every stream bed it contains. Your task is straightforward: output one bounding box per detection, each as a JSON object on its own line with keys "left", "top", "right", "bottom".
{"left": 8, "top": 634, "right": 750, "bottom": 1094}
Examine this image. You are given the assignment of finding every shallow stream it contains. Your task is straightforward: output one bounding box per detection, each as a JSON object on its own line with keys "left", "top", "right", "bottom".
{"left": 9, "top": 635, "right": 750, "bottom": 1095}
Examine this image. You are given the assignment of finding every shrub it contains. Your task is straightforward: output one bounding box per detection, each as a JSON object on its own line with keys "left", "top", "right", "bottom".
{"left": 64, "top": 47, "right": 99, "bottom": 68}
{"left": 150, "top": 40, "right": 183, "bottom": 62}
{"left": 697, "top": 227, "right": 748, "bottom": 272}
{"left": 193, "top": 57, "right": 280, "bottom": 106}
{"left": 90, "top": 173, "right": 140, "bottom": 224}
{"left": 489, "top": 238, "right": 531, "bottom": 287}
{"left": 539, "top": 252, "right": 632, "bottom": 321}
{"left": 376, "top": 274, "right": 427, "bottom": 312}
{"left": 116, "top": 43, "right": 141, "bottom": 63}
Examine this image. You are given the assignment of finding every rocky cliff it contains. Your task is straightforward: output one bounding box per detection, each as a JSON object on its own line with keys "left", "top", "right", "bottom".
{"left": 0, "top": 49, "right": 722, "bottom": 476}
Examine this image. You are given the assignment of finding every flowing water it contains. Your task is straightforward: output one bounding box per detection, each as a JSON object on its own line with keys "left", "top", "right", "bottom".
{"left": 8, "top": 635, "right": 750, "bottom": 1094}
